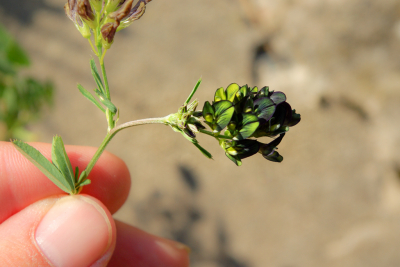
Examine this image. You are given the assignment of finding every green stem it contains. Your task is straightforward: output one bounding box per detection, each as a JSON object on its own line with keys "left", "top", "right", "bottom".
{"left": 199, "top": 128, "right": 232, "bottom": 139}
{"left": 111, "top": 117, "right": 169, "bottom": 134}
{"left": 88, "top": 39, "right": 98, "bottom": 57}
{"left": 83, "top": 116, "right": 169, "bottom": 178}
{"left": 84, "top": 131, "right": 116, "bottom": 176}
{"left": 98, "top": 49, "right": 114, "bottom": 132}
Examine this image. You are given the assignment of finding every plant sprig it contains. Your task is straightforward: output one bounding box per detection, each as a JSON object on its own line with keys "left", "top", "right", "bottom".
{"left": 12, "top": 0, "right": 301, "bottom": 195}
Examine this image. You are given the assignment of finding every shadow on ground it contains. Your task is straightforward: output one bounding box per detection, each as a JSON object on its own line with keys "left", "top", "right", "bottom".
{"left": 135, "top": 165, "right": 250, "bottom": 267}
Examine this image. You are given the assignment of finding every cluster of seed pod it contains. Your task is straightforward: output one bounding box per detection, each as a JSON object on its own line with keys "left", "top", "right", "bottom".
{"left": 64, "top": 0, "right": 152, "bottom": 49}
{"left": 198, "top": 84, "right": 301, "bottom": 165}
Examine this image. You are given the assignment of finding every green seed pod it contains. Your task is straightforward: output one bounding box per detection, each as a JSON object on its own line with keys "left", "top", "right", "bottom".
{"left": 204, "top": 113, "right": 213, "bottom": 123}
{"left": 228, "top": 121, "right": 236, "bottom": 131}
{"left": 270, "top": 124, "right": 280, "bottom": 131}
{"left": 224, "top": 130, "right": 233, "bottom": 138}
{"left": 244, "top": 107, "right": 252, "bottom": 113}
{"left": 79, "top": 21, "right": 91, "bottom": 39}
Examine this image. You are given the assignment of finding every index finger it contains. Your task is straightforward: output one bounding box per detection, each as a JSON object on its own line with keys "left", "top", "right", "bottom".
{"left": 0, "top": 141, "right": 130, "bottom": 223}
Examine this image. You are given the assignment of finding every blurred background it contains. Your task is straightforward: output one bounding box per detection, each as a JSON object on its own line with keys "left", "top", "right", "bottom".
{"left": 1, "top": 0, "right": 400, "bottom": 266}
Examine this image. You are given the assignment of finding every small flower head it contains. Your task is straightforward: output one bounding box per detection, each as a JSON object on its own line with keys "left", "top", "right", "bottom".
{"left": 65, "top": 0, "right": 153, "bottom": 49}
{"left": 101, "top": 0, "right": 151, "bottom": 49}
{"left": 201, "top": 83, "right": 301, "bottom": 165}
{"left": 166, "top": 80, "right": 300, "bottom": 165}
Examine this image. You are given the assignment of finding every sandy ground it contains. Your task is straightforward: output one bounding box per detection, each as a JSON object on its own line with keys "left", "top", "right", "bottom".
{"left": 1, "top": 0, "right": 400, "bottom": 266}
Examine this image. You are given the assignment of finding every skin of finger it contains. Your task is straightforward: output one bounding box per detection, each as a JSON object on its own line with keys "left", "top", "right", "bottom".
{"left": 108, "top": 220, "right": 190, "bottom": 267}
{"left": 0, "top": 141, "right": 130, "bottom": 223}
{"left": 0, "top": 195, "right": 117, "bottom": 267}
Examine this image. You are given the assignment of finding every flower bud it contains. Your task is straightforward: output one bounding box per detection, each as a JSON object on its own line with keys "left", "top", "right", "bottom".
{"left": 183, "top": 128, "right": 196, "bottom": 139}
{"left": 109, "top": 0, "right": 133, "bottom": 21}
{"left": 187, "top": 100, "right": 198, "bottom": 112}
{"left": 64, "top": 1, "right": 91, "bottom": 39}
{"left": 77, "top": 0, "right": 95, "bottom": 21}
{"left": 188, "top": 123, "right": 199, "bottom": 133}
{"left": 101, "top": 22, "right": 119, "bottom": 49}
{"left": 118, "top": 1, "right": 148, "bottom": 31}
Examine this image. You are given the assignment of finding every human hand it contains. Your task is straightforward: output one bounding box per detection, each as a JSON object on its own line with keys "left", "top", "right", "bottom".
{"left": 0, "top": 141, "right": 190, "bottom": 267}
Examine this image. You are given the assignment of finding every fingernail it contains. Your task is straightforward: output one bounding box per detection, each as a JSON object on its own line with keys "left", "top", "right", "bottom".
{"left": 35, "top": 196, "right": 112, "bottom": 267}
{"left": 155, "top": 239, "right": 191, "bottom": 260}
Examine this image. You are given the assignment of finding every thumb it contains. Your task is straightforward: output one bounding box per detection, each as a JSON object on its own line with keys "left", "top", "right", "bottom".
{"left": 0, "top": 195, "right": 116, "bottom": 267}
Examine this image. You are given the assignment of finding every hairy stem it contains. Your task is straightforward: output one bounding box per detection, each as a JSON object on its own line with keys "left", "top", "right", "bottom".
{"left": 83, "top": 116, "right": 169, "bottom": 178}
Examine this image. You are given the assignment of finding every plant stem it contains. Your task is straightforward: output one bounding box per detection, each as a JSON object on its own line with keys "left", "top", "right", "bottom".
{"left": 111, "top": 117, "right": 169, "bottom": 134}
{"left": 88, "top": 39, "right": 98, "bottom": 57}
{"left": 98, "top": 49, "right": 114, "bottom": 132}
{"left": 198, "top": 128, "right": 232, "bottom": 139}
{"left": 84, "top": 131, "right": 116, "bottom": 176}
{"left": 83, "top": 116, "right": 169, "bottom": 178}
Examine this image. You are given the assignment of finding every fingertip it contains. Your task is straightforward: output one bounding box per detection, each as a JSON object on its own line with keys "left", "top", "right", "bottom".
{"left": 0, "top": 195, "right": 117, "bottom": 267}
{"left": 109, "top": 220, "right": 190, "bottom": 267}
{"left": 35, "top": 195, "right": 116, "bottom": 267}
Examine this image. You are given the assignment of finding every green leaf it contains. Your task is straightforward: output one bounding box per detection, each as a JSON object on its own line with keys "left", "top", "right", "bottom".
{"left": 214, "top": 87, "right": 226, "bottom": 102}
{"left": 185, "top": 78, "right": 202, "bottom": 104}
{"left": 225, "top": 83, "right": 240, "bottom": 102}
{"left": 74, "top": 166, "right": 79, "bottom": 183}
{"left": 77, "top": 84, "right": 106, "bottom": 113}
{"left": 213, "top": 101, "right": 234, "bottom": 131}
{"left": 0, "top": 24, "right": 11, "bottom": 51}
{"left": 0, "top": 24, "right": 30, "bottom": 67}
{"left": 77, "top": 179, "right": 91, "bottom": 187}
{"left": 77, "top": 170, "right": 87, "bottom": 184}
{"left": 51, "top": 136, "right": 75, "bottom": 191}
{"left": 193, "top": 142, "right": 213, "bottom": 159}
{"left": 90, "top": 59, "right": 105, "bottom": 95}
{"left": 12, "top": 140, "right": 73, "bottom": 194}
{"left": 0, "top": 58, "right": 15, "bottom": 74}
{"left": 7, "top": 40, "right": 30, "bottom": 67}
{"left": 233, "top": 114, "right": 260, "bottom": 140}
{"left": 94, "top": 89, "right": 117, "bottom": 114}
